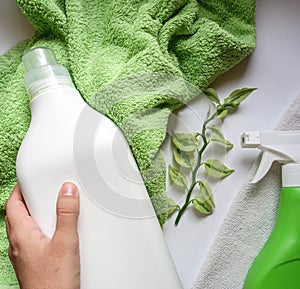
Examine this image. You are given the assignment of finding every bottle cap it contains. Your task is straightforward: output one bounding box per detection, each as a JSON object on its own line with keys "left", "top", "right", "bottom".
{"left": 22, "top": 47, "right": 74, "bottom": 100}
{"left": 22, "top": 47, "right": 58, "bottom": 71}
{"left": 282, "top": 163, "right": 300, "bottom": 187}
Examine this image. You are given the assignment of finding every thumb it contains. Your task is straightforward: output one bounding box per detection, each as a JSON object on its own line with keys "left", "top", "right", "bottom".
{"left": 54, "top": 182, "right": 80, "bottom": 240}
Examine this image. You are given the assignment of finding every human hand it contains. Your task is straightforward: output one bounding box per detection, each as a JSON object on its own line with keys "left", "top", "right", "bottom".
{"left": 5, "top": 183, "right": 80, "bottom": 289}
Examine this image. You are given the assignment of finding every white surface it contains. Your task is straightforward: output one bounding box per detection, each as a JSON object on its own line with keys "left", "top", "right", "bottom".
{"left": 1, "top": 0, "right": 300, "bottom": 288}
{"left": 0, "top": 0, "right": 34, "bottom": 55}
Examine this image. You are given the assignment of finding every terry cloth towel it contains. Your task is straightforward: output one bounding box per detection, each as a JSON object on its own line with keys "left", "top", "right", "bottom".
{"left": 0, "top": 0, "right": 256, "bottom": 286}
{"left": 192, "top": 93, "right": 300, "bottom": 289}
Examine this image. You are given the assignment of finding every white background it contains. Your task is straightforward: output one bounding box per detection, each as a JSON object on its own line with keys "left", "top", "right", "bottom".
{"left": 1, "top": 0, "right": 300, "bottom": 288}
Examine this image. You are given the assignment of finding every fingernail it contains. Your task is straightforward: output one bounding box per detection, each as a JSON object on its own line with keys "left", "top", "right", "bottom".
{"left": 61, "top": 183, "right": 77, "bottom": 196}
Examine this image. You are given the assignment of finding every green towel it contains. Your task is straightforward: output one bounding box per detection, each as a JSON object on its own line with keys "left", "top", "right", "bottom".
{"left": 0, "top": 0, "right": 256, "bottom": 286}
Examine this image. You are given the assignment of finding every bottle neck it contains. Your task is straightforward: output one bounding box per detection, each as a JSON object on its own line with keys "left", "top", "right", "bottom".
{"left": 24, "top": 64, "right": 74, "bottom": 100}
{"left": 282, "top": 163, "right": 300, "bottom": 187}
{"left": 275, "top": 186, "right": 300, "bottom": 235}
{"left": 27, "top": 78, "right": 75, "bottom": 100}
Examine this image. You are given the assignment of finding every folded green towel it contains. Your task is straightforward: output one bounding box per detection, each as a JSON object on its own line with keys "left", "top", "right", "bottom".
{"left": 0, "top": 0, "right": 256, "bottom": 286}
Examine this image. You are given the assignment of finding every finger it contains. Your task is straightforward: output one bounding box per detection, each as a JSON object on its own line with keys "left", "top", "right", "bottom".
{"left": 5, "top": 184, "right": 45, "bottom": 250}
{"left": 53, "top": 183, "right": 80, "bottom": 241}
{"left": 5, "top": 215, "right": 11, "bottom": 236}
{"left": 5, "top": 183, "right": 30, "bottom": 228}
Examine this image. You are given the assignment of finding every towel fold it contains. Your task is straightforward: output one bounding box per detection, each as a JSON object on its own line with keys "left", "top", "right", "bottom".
{"left": 192, "top": 93, "right": 300, "bottom": 289}
{"left": 0, "top": 0, "right": 256, "bottom": 286}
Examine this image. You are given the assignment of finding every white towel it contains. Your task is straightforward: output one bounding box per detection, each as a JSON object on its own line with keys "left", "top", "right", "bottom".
{"left": 192, "top": 93, "right": 300, "bottom": 289}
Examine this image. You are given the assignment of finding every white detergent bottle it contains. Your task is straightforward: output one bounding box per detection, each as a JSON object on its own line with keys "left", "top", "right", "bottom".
{"left": 16, "top": 47, "right": 183, "bottom": 289}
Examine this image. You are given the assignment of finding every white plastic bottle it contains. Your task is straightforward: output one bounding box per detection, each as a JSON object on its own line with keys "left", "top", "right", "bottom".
{"left": 16, "top": 47, "right": 183, "bottom": 289}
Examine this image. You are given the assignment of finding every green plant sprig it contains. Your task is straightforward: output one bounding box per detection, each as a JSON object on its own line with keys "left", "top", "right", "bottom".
{"left": 168, "top": 87, "right": 256, "bottom": 225}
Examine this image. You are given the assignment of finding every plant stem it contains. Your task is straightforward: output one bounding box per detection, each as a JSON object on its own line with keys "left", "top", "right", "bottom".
{"left": 174, "top": 112, "right": 216, "bottom": 225}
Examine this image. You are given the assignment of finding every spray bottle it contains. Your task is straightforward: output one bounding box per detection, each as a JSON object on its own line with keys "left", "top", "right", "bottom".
{"left": 241, "top": 131, "right": 300, "bottom": 289}
{"left": 16, "top": 47, "right": 183, "bottom": 289}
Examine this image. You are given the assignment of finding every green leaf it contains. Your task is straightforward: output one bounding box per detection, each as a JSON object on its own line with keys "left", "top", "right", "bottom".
{"left": 199, "top": 181, "right": 215, "bottom": 208}
{"left": 167, "top": 197, "right": 180, "bottom": 216}
{"left": 171, "top": 132, "right": 199, "bottom": 152}
{"left": 168, "top": 165, "right": 188, "bottom": 188}
{"left": 203, "top": 88, "right": 220, "bottom": 104}
{"left": 192, "top": 196, "right": 213, "bottom": 215}
{"left": 224, "top": 88, "right": 256, "bottom": 109}
{"left": 217, "top": 108, "right": 228, "bottom": 118}
{"left": 208, "top": 125, "right": 233, "bottom": 149}
{"left": 204, "top": 159, "right": 234, "bottom": 179}
{"left": 205, "top": 106, "right": 212, "bottom": 121}
{"left": 173, "top": 148, "right": 195, "bottom": 168}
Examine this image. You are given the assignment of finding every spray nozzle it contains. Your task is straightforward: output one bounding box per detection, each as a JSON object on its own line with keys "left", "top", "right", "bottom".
{"left": 241, "top": 131, "right": 300, "bottom": 183}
